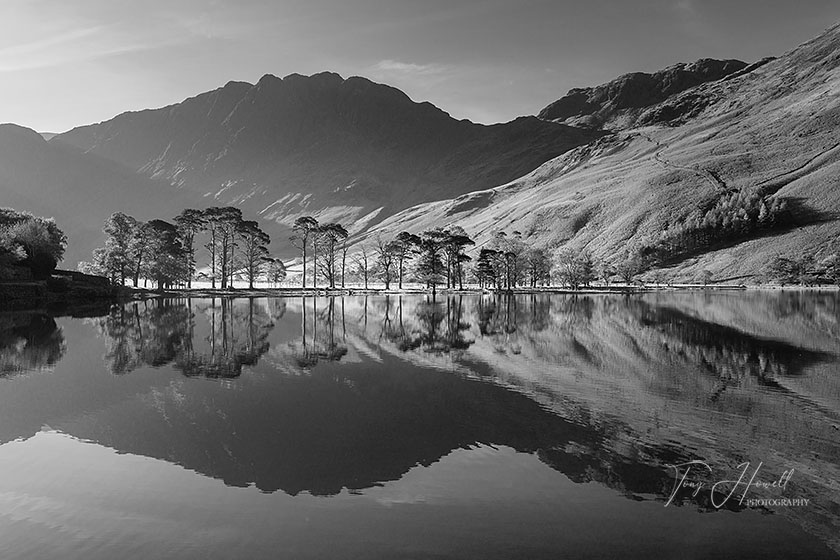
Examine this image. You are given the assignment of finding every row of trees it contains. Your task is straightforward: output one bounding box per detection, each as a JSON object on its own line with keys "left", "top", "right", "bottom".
{"left": 82, "top": 207, "right": 285, "bottom": 290}
{"left": 291, "top": 219, "right": 653, "bottom": 292}
{"left": 0, "top": 208, "right": 67, "bottom": 279}
{"left": 292, "top": 218, "right": 479, "bottom": 294}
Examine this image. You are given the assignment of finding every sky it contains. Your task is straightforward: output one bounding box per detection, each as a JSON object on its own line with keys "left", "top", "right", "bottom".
{"left": 1, "top": 0, "right": 839, "bottom": 132}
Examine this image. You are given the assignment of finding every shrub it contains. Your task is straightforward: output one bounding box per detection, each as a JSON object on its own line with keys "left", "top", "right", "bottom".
{"left": 0, "top": 210, "right": 67, "bottom": 278}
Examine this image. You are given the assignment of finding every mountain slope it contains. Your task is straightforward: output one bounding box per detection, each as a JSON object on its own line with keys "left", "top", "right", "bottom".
{"left": 52, "top": 73, "right": 602, "bottom": 244}
{"left": 537, "top": 58, "right": 750, "bottom": 129}
{"left": 360, "top": 23, "right": 840, "bottom": 281}
{"left": 0, "top": 124, "right": 196, "bottom": 266}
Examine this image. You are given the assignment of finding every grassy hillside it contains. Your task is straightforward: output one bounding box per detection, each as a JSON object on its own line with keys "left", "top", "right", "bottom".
{"left": 358, "top": 23, "right": 840, "bottom": 282}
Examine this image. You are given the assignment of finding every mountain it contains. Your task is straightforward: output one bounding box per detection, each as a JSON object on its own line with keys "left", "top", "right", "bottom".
{"left": 0, "top": 123, "right": 195, "bottom": 266}
{"left": 537, "top": 58, "right": 750, "bottom": 129}
{"left": 7, "top": 24, "right": 839, "bottom": 276}
{"left": 360, "top": 23, "right": 840, "bottom": 282}
{"left": 51, "top": 73, "right": 602, "bottom": 249}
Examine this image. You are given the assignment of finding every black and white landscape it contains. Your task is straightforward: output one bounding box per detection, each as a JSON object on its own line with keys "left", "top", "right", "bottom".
{"left": 1, "top": 2, "right": 839, "bottom": 559}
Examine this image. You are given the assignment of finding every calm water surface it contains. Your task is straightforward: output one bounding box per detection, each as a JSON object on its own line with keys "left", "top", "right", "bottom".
{"left": 0, "top": 292, "right": 839, "bottom": 559}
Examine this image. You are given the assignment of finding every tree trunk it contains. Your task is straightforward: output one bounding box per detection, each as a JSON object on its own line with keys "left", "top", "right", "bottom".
{"left": 302, "top": 242, "right": 307, "bottom": 289}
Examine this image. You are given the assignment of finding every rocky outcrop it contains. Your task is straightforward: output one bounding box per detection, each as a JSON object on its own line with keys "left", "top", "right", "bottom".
{"left": 538, "top": 58, "right": 748, "bottom": 129}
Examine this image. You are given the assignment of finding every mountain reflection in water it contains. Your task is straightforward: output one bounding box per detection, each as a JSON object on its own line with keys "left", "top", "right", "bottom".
{"left": 0, "top": 293, "right": 838, "bottom": 556}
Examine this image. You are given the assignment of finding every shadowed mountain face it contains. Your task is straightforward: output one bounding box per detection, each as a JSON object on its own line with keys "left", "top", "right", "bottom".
{"left": 51, "top": 72, "right": 601, "bottom": 249}
{"left": 0, "top": 123, "right": 196, "bottom": 266}
{"left": 537, "top": 58, "right": 748, "bottom": 129}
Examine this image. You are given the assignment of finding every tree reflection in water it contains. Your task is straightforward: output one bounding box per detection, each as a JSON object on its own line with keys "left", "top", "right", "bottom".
{"left": 95, "top": 298, "right": 276, "bottom": 378}
{"left": 376, "top": 295, "right": 473, "bottom": 355}
{"left": 0, "top": 312, "right": 65, "bottom": 376}
{"left": 180, "top": 298, "right": 276, "bottom": 378}
{"left": 293, "top": 297, "right": 349, "bottom": 368}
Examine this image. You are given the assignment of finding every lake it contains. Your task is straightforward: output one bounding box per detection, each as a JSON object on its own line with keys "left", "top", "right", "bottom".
{"left": 1, "top": 292, "right": 839, "bottom": 559}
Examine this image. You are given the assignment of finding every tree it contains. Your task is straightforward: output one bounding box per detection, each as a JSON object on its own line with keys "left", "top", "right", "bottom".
{"left": 393, "top": 232, "right": 419, "bottom": 289}
{"left": 340, "top": 235, "right": 349, "bottom": 288}
{"left": 129, "top": 221, "right": 154, "bottom": 288}
{"left": 476, "top": 249, "right": 501, "bottom": 289}
{"left": 554, "top": 248, "right": 595, "bottom": 289}
{"left": 817, "top": 253, "right": 840, "bottom": 286}
{"left": 0, "top": 216, "right": 67, "bottom": 278}
{"left": 442, "top": 226, "right": 475, "bottom": 289}
{"left": 700, "top": 269, "right": 713, "bottom": 286}
{"left": 102, "top": 212, "right": 137, "bottom": 285}
{"left": 174, "top": 209, "right": 205, "bottom": 289}
{"left": 315, "top": 223, "right": 348, "bottom": 289}
{"left": 264, "top": 258, "right": 287, "bottom": 287}
{"left": 525, "top": 248, "right": 551, "bottom": 288}
{"left": 457, "top": 253, "right": 472, "bottom": 289}
{"left": 616, "top": 253, "right": 644, "bottom": 285}
{"left": 415, "top": 229, "right": 449, "bottom": 296}
{"left": 766, "top": 254, "right": 816, "bottom": 285}
{"left": 488, "top": 231, "right": 527, "bottom": 290}
{"left": 577, "top": 251, "right": 596, "bottom": 287}
{"left": 376, "top": 236, "right": 397, "bottom": 290}
{"left": 237, "top": 220, "right": 271, "bottom": 289}
{"left": 291, "top": 216, "right": 319, "bottom": 289}
{"left": 555, "top": 248, "right": 581, "bottom": 289}
{"left": 203, "top": 207, "right": 243, "bottom": 289}
{"left": 78, "top": 247, "right": 110, "bottom": 280}
{"left": 352, "top": 246, "right": 374, "bottom": 289}
{"left": 596, "top": 260, "right": 615, "bottom": 286}
{"left": 144, "top": 220, "right": 188, "bottom": 291}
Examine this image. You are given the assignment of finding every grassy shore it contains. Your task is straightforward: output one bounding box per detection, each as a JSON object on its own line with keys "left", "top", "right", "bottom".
{"left": 134, "top": 282, "right": 757, "bottom": 299}
{"left": 6, "top": 278, "right": 835, "bottom": 312}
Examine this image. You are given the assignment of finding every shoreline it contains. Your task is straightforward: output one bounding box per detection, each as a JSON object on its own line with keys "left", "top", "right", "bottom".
{"left": 131, "top": 283, "right": 840, "bottom": 299}
{"left": 4, "top": 281, "right": 838, "bottom": 313}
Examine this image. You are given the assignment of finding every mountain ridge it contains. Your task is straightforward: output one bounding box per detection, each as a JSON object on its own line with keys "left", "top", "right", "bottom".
{"left": 537, "top": 58, "right": 749, "bottom": 129}
{"left": 51, "top": 72, "right": 602, "bottom": 248}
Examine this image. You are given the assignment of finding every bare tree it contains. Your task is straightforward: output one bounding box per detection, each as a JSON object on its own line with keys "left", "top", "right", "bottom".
{"left": 375, "top": 235, "right": 397, "bottom": 290}
{"left": 352, "top": 246, "right": 374, "bottom": 289}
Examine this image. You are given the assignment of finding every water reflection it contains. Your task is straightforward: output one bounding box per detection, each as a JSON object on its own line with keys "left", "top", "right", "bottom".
{"left": 94, "top": 298, "right": 278, "bottom": 378}
{"left": 0, "top": 312, "right": 65, "bottom": 376}
{"left": 0, "top": 292, "right": 838, "bottom": 555}
{"left": 378, "top": 296, "right": 473, "bottom": 355}
{"left": 179, "top": 299, "right": 277, "bottom": 378}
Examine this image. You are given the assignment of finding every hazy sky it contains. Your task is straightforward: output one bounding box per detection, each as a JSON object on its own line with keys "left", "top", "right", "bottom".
{"left": 2, "top": 0, "right": 838, "bottom": 132}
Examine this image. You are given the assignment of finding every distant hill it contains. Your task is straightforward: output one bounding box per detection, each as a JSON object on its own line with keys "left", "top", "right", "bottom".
{"left": 0, "top": 124, "right": 194, "bottom": 266}
{"left": 359, "top": 23, "right": 840, "bottom": 282}
{"left": 51, "top": 73, "right": 601, "bottom": 252}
